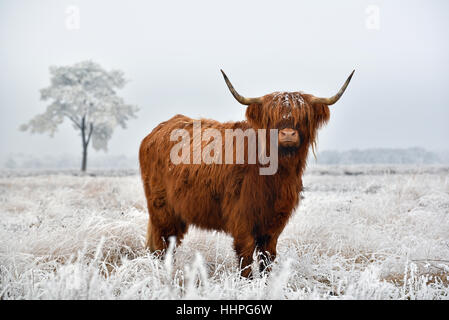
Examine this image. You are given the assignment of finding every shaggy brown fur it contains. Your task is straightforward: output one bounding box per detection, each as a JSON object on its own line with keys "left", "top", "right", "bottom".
{"left": 139, "top": 75, "right": 353, "bottom": 277}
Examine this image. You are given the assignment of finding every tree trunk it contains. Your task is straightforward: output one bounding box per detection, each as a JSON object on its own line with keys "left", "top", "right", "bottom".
{"left": 80, "top": 117, "right": 93, "bottom": 172}
{"left": 81, "top": 143, "right": 88, "bottom": 172}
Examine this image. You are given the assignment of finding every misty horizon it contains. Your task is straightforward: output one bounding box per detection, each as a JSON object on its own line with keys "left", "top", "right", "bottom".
{"left": 2, "top": 147, "right": 448, "bottom": 170}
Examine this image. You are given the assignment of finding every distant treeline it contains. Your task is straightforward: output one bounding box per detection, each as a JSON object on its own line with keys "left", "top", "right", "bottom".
{"left": 311, "top": 147, "right": 449, "bottom": 165}
{"left": 2, "top": 147, "right": 449, "bottom": 169}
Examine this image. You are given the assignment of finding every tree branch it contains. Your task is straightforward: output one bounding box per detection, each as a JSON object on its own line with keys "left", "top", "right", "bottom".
{"left": 86, "top": 123, "right": 94, "bottom": 146}
{"left": 64, "top": 113, "right": 82, "bottom": 129}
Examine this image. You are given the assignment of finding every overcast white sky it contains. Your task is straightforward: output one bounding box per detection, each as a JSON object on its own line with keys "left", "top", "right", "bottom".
{"left": 1, "top": 0, "right": 448, "bottom": 163}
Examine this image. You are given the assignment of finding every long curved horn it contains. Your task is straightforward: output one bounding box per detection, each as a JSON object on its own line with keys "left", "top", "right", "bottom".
{"left": 220, "top": 69, "right": 263, "bottom": 105}
{"left": 310, "top": 70, "right": 355, "bottom": 105}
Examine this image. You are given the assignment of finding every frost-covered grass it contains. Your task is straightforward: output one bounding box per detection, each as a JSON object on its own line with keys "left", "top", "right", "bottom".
{"left": 0, "top": 165, "right": 448, "bottom": 299}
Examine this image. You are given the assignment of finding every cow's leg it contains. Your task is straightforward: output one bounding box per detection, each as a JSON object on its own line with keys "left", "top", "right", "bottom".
{"left": 147, "top": 210, "right": 188, "bottom": 254}
{"left": 256, "top": 235, "right": 278, "bottom": 275}
{"left": 143, "top": 179, "right": 158, "bottom": 251}
{"left": 233, "top": 235, "right": 256, "bottom": 279}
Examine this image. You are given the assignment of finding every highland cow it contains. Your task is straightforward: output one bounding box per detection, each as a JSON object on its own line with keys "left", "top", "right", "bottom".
{"left": 139, "top": 70, "right": 354, "bottom": 277}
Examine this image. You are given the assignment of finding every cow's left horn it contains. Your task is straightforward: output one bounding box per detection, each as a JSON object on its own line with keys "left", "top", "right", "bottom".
{"left": 310, "top": 70, "right": 355, "bottom": 105}
{"left": 220, "top": 70, "right": 263, "bottom": 105}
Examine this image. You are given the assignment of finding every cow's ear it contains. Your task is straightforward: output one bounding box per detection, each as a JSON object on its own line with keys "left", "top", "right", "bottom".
{"left": 312, "top": 102, "right": 331, "bottom": 129}
{"left": 302, "top": 94, "right": 331, "bottom": 129}
{"left": 245, "top": 104, "right": 264, "bottom": 128}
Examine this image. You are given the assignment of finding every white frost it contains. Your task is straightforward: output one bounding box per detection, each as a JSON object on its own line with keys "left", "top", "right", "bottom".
{"left": 0, "top": 165, "right": 448, "bottom": 299}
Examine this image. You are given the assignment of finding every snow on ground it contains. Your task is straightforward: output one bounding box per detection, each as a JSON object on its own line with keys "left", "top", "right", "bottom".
{"left": 0, "top": 165, "right": 448, "bottom": 299}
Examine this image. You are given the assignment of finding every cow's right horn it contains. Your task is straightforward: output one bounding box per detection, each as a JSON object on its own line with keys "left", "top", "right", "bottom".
{"left": 221, "top": 70, "right": 263, "bottom": 105}
{"left": 309, "top": 70, "right": 355, "bottom": 106}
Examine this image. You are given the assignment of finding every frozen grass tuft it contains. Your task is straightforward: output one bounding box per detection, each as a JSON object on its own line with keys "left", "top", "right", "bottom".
{"left": 0, "top": 166, "right": 448, "bottom": 299}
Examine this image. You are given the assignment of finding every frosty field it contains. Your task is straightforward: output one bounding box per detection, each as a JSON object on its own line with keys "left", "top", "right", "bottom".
{"left": 1, "top": 165, "right": 448, "bottom": 300}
